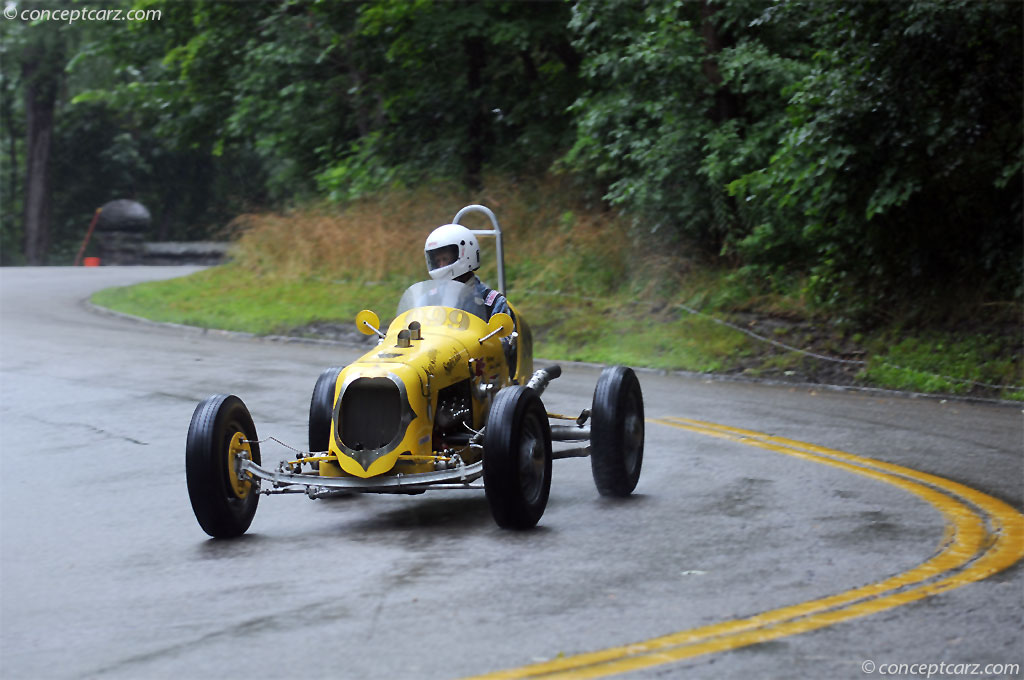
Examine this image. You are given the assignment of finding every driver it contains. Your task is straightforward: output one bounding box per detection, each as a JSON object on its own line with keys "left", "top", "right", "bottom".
{"left": 425, "top": 223, "right": 517, "bottom": 372}
{"left": 424, "top": 224, "right": 512, "bottom": 321}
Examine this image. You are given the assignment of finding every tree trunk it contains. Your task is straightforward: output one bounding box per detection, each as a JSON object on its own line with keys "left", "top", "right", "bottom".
{"left": 1, "top": 77, "right": 17, "bottom": 223}
{"left": 22, "top": 51, "right": 59, "bottom": 265}
{"left": 463, "top": 36, "right": 487, "bottom": 192}
{"left": 700, "top": 1, "right": 740, "bottom": 124}
{"left": 700, "top": 0, "right": 742, "bottom": 256}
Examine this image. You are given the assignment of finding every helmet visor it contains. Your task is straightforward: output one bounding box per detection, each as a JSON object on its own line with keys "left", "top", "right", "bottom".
{"left": 426, "top": 244, "right": 460, "bottom": 272}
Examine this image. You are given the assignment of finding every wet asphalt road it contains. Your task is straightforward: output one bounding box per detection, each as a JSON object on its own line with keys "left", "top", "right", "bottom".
{"left": 0, "top": 267, "right": 1020, "bottom": 680}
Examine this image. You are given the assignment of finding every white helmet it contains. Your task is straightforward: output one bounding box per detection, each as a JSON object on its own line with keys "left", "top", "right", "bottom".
{"left": 424, "top": 223, "right": 480, "bottom": 280}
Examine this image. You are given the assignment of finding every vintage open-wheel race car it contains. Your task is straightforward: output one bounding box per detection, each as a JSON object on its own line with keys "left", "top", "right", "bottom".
{"left": 186, "top": 205, "right": 644, "bottom": 537}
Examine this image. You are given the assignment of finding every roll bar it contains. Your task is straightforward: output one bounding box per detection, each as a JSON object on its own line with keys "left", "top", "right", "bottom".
{"left": 453, "top": 204, "right": 506, "bottom": 294}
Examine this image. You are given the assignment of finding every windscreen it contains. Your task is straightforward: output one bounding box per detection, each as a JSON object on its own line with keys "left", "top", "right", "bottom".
{"left": 396, "top": 280, "right": 490, "bottom": 320}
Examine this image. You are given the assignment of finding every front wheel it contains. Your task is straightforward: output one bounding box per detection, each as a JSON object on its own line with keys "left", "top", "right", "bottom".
{"left": 309, "top": 367, "right": 343, "bottom": 452}
{"left": 186, "top": 394, "right": 261, "bottom": 538}
{"left": 590, "top": 366, "right": 644, "bottom": 497}
{"left": 483, "top": 386, "right": 552, "bottom": 529}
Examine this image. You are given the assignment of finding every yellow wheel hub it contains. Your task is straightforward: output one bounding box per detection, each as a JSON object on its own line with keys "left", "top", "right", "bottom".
{"left": 227, "top": 432, "right": 253, "bottom": 499}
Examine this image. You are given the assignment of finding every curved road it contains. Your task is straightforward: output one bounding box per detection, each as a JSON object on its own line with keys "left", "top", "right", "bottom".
{"left": 0, "top": 267, "right": 1020, "bottom": 680}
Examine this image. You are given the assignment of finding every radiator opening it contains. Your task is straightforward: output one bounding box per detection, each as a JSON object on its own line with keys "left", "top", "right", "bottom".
{"left": 339, "top": 377, "right": 401, "bottom": 451}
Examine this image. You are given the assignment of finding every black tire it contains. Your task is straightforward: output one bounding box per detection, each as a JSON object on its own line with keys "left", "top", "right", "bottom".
{"left": 590, "top": 366, "right": 644, "bottom": 497}
{"left": 483, "top": 386, "right": 553, "bottom": 529}
{"left": 186, "top": 394, "right": 261, "bottom": 538}
{"left": 310, "top": 367, "right": 343, "bottom": 452}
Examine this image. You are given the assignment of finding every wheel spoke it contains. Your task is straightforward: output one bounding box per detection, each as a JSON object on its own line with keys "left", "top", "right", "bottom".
{"left": 519, "top": 431, "right": 543, "bottom": 501}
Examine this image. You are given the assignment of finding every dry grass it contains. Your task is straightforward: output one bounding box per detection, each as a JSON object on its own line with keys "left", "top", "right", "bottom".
{"left": 228, "top": 175, "right": 644, "bottom": 297}
{"left": 230, "top": 189, "right": 434, "bottom": 280}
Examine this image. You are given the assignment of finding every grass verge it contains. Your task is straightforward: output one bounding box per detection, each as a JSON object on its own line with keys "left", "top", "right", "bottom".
{"left": 92, "top": 263, "right": 1022, "bottom": 401}
{"left": 91, "top": 264, "right": 752, "bottom": 372}
{"left": 92, "top": 267, "right": 399, "bottom": 335}
{"left": 91, "top": 179, "right": 1022, "bottom": 401}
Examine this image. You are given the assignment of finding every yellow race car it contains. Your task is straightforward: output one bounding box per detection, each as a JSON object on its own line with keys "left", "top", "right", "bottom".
{"left": 186, "top": 205, "right": 644, "bottom": 538}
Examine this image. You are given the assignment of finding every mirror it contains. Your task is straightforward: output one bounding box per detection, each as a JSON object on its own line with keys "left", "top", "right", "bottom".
{"left": 355, "top": 309, "right": 383, "bottom": 337}
{"left": 487, "top": 312, "right": 514, "bottom": 339}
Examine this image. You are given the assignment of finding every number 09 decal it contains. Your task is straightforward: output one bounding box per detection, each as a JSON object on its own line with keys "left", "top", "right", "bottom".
{"left": 413, "top": 308, "right": 471, "bottom": 331}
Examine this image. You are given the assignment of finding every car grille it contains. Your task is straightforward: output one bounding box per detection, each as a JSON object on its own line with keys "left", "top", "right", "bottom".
{"left": 339, "top": 377, "right": 402, "bottom": 451}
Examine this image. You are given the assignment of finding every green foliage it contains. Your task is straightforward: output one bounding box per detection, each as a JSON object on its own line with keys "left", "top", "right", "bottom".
{"left": 316, "top": 132, "right": 414, "bottom": 203}
{"left": 317, "top": 0, "right": 580, "bottom": 194}
{"left": 74, "top": 0, "right": 352, "bottom": 202}
{"left": 1, "top": 0, "right": 272, "bottom": 259}
{"left": 57, "top": 0, "right": 580, "bottom": 244}
{"left": 862, "top": 334, "right": 1020, "bottom": 396}
{"left": 729, "top": 1, "right": 1023, "bottom": 318}
{"left": 564, "top": 0, "right": 709, "bottom": 240}
{"left": 563, "top": 0, "right": 1022, "bottom": 319}
{"left": 562, "top": 0, "right": 815, "bottom": 261}
{"left": 4, "top": 0, "right": 1020, "bottom": 333}
{"left": 529, "top": 295, "right": 751, "bottom": 372}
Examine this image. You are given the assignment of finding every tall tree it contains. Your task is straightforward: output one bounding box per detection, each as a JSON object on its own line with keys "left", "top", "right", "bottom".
{"left": 0, "top": 18, "right": 24, "bottom": 263}
{"left": 729, "top": 0, "right": 1023, "bottom": 316}
{"left": 20, "top": 18, "right": 65, "bottom": 264}
{"left": 563, "top": 0, "right": 793, "bottom": 249}
{"left": 332, "top": 0, "right": 580, "bottom": 198}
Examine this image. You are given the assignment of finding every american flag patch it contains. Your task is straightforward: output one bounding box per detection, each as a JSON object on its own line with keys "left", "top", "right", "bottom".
{"left": 484, "top": 290, "right": 499, "bottom": 306}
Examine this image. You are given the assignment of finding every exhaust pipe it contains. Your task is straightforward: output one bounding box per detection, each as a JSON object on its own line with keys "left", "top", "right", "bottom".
{"left": 526, "top": 365, "right": 561, "bottom": 397}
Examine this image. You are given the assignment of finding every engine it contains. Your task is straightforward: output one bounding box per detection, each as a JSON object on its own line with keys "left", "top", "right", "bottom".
{"left": 433, "top": 380, "right": 473, "bottom": 449}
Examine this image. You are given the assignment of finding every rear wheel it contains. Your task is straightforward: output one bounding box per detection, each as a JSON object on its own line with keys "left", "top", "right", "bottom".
{"left": 186, "top": 394, "right": 261, "bottom": 538}
{"left": 483, "top": 386, "right": 552, "bottom": 529}
{"left": 309, "top": 367, "right": 343, "bottom": 452}
{"left": 590, "top": 366, "right": 644, "bottom": 497}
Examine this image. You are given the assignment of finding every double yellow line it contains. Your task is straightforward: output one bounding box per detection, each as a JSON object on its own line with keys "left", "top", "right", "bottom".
{"left": 468, "top": 417, "right": 1024, "bottom": 680}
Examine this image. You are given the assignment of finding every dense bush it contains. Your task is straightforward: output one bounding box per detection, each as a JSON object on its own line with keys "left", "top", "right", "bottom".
{"left": 728, "top": 1, "right": 1023, "bottom": 320}
{"left": 562, "top": 0, "right": 1022, "bottom": 320}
